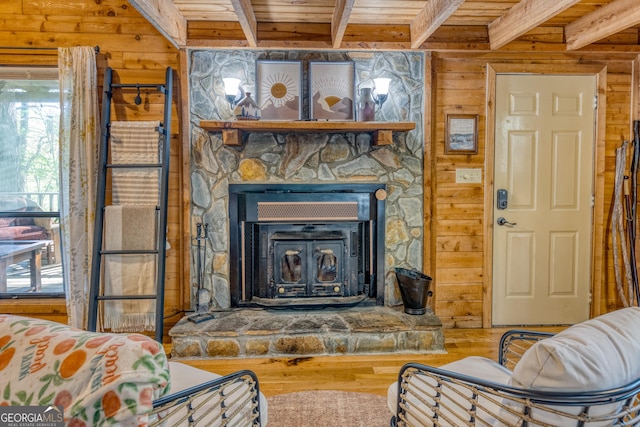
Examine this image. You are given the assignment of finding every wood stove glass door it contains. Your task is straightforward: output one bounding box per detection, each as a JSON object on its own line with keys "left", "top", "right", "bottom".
{"left": 311, "top": 241, "right": 344, "bottom": 297}
{"left": 273, "top": 242, "right": 307, "bottom": 297}
{"left": 273, "top": 240, "right": 344, "bottom": 298}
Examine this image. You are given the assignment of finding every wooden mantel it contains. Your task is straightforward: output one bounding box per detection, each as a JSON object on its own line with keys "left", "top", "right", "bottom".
{"left": 199, "top": 120, "right": 416, "bottom": 146}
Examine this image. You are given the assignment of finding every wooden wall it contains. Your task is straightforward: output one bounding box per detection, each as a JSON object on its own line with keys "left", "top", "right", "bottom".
{"left": 0, "top": 0, "right": 184, "bottom": 339}
{"left": 430, "top": 51, "right": 639, "bottom": 328}
{"left": 1, "top": 0, "right": 638, "bottom": 337}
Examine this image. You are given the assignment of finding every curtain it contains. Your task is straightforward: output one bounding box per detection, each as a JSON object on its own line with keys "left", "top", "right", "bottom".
{"left": 58, "top": 47, "right": 99, "bottom": 328}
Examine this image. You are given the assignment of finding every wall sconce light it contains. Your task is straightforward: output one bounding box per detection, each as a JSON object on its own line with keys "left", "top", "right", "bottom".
{"left": 373, "top": 77, "right": 391, "bottom": 107}
{"left": 357, "top": 77, "right": 392, "bottom": 121}
{"left": 223, "top": 77, "right": 243, "bottom": 108}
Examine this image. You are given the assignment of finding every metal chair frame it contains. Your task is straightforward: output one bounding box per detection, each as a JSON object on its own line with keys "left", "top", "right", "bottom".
{"left": 149, "top": 370, "right": 263, "bottom": 427}
{"left": 392, "top": 330, "right": 640, "bottom": 426}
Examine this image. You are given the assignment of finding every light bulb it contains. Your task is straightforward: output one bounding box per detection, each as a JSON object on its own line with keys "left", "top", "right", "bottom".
{"left": 373, "top": 77, "right": 391, "bottom": 105}
{"left": 223, "top": 77, "right": 242, "bottom": 106}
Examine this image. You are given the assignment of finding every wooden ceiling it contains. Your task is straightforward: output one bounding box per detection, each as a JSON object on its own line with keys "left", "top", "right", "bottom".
{"left": 128, "top": 0, "right": 640, "bottom": 51}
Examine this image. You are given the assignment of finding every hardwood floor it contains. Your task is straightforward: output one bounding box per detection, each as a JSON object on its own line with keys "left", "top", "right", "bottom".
{"left": 169, "top": 326, "right": 564, "bottom": 397}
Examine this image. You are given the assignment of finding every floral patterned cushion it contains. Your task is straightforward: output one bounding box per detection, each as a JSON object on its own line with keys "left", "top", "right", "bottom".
{"left": 0, "top": 314, "right": 170, "bottom": 427}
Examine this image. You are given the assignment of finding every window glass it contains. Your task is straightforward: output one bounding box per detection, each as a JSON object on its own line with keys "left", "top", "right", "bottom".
{"left": 0, "top": 67, "right": 64, "bottom": 297}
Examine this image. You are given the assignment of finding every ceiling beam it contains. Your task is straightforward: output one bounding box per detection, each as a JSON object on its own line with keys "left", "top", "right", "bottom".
{"left": 410, "top": 0, "right": 464, "bottom": 49}
{"left": 230, "top": 0, "right": 258, "bottom": 48}
{"left": 488, "top": 0, "right": 580, "bottom": 50}
{"left": 565, "top": 0, "right": 640, "bottom": 50}
{"left": 332, "top": 0, "right": 355, "bottom": 49}
{"left": 127, "top": 0, "right": 187, "bottom": 49}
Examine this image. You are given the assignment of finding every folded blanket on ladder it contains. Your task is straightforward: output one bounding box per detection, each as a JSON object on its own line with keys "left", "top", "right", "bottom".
{"left": 110, "top": 120, "right": 161, "bottom": 206}
{"left": 103, "top": 204, "right": 157, "bottom": 333}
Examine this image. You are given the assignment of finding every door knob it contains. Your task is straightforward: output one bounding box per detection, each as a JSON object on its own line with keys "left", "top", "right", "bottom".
{"left": 497, "top": 217, "right": 517, "bottom": 226}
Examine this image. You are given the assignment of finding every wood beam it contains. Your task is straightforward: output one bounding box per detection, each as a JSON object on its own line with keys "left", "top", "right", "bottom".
{"left": 127, "top": 0, "right": 187, "bottom": 48}
{"left": 410, "top": 0, "right": 464, "bottom": 49}
{"left": 332, "top": 0, "right": 355, "bottom": 49}
{"left": 488, "top": 0, "right": 580, "bottom": 50}
{"left": 230, "top": 0, "right": 258, "bottom": 48}
{"left": 565, "top": 0, "right": 640, "bottom": 51}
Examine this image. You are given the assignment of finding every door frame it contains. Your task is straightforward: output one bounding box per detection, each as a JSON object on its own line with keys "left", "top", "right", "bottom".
{"left": 483, "top": 64, "right": 608, "bottom": 328}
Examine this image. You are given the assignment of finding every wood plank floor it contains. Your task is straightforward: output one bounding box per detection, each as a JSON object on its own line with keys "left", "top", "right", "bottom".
{"left": 168, "top": 326, "right": 564, "bottom": 397}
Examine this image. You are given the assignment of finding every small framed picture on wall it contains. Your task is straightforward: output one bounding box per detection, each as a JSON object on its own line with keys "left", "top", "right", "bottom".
{"left": 308, "top": 61, "right": 355, "bottom": 121}
{"left": 445, "top": 114, "right": 478, "bottom": 154}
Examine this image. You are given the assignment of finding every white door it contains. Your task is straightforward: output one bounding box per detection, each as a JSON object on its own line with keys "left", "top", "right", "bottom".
{"left": 492, "top": 74, "right": 595, "bottom": 325}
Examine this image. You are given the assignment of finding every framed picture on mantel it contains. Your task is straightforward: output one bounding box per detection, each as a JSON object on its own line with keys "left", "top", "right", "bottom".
{"left": 309, "top": 61, "right": 355, "bottom": 121}
{"left": 445, "top": 114, "right": 478, "bottom": 154}
{"left": 256, "top": 60, "right": 303, "bottom": 121}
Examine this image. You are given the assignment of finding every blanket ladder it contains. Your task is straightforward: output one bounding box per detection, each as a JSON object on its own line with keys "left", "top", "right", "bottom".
{"left": 88, "top": 67, "right": 173, "bottom": 342}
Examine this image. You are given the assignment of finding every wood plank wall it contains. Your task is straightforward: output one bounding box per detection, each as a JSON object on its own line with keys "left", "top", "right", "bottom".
{"left": 0, "top": 0, "right": 638, "bottom": 338}
{"left": 0, "top": 0, "right": 184, "bottom": 338}
{"left": 431, "top": 51, "right": 638, "bottom": 328}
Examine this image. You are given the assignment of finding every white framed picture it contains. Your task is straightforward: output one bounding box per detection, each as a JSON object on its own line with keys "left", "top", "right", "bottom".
{"left": 309, "top": 61, "right": 355, "bottom": 121}
{"left": 256, "top": 60, "right": 303, "bottom": 120}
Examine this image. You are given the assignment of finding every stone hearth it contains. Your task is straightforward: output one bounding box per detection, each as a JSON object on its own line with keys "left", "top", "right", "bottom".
{"left": 170, "top": 306, "right": 444, "bottom": 358}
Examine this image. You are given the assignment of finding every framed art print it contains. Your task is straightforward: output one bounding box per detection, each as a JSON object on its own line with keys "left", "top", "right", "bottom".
{"left": 256, "top": 60, "right": 303, "bottom": 120}
{"left": 445, "top": 114, "right": 478, "bottom": 154}
{"left": 309, "top": 61, "right": 355, "bottom": 121}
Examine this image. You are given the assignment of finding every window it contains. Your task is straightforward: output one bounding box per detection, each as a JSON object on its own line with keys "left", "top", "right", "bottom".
{"left": 0, "top": 67, "right": 64, "bottom": 297}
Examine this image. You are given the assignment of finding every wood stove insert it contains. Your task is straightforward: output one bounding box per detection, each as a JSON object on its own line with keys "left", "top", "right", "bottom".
{"left": 229, "top": 183, "right": 386, "bottom": 308}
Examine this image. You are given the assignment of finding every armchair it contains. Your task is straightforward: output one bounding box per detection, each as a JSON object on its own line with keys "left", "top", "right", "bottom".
{"left": 388, "top": 307, "right": 640, "bottom": 426}
{"left": 151, "top": 360, "right": 266, "bottom": 426}
{"left": 0, "top": 314, "right": 267, "bottom": 426}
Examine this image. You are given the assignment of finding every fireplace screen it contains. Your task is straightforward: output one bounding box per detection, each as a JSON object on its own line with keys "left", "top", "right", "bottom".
{"left": 229, "top": 184, "right": 386, "bottom": 308}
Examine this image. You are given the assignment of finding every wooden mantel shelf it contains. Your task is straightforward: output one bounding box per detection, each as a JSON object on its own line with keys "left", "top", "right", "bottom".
{"left": 199, "top": 120, "right": 416, "bottom": 146}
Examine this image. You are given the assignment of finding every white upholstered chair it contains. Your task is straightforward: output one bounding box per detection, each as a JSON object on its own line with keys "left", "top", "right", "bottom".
{"left": 388, "top": 307, "right": 640, "bottom": 426}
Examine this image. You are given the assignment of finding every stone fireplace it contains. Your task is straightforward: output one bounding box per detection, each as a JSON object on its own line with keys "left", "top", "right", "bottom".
{"left": 187, "top": 49, "right": 426, "bottom": 311}
{"left": 168, "top": 49, "right": 444, "bottom": 358}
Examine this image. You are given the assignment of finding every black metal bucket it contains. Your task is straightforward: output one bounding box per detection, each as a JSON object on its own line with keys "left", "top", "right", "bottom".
{"left": 395, "top": 268, "right": 433, "bottom": 315}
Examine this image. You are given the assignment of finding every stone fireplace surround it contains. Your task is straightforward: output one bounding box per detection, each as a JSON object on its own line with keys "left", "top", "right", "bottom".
{"left": 168, "top": 49, "right": 444, "bottom": 358}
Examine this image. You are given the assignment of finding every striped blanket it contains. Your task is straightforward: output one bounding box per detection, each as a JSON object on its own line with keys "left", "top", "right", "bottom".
{"left": 103, "top": 204, "right": 157, "bottom": 333}
{"left": 110, "top": 120, "right": 161, "bottom": 205}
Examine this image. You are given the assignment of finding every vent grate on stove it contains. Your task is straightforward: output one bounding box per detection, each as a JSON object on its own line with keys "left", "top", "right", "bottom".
{"left": 257, "top": 201, "right": 358, "bottom": 221}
